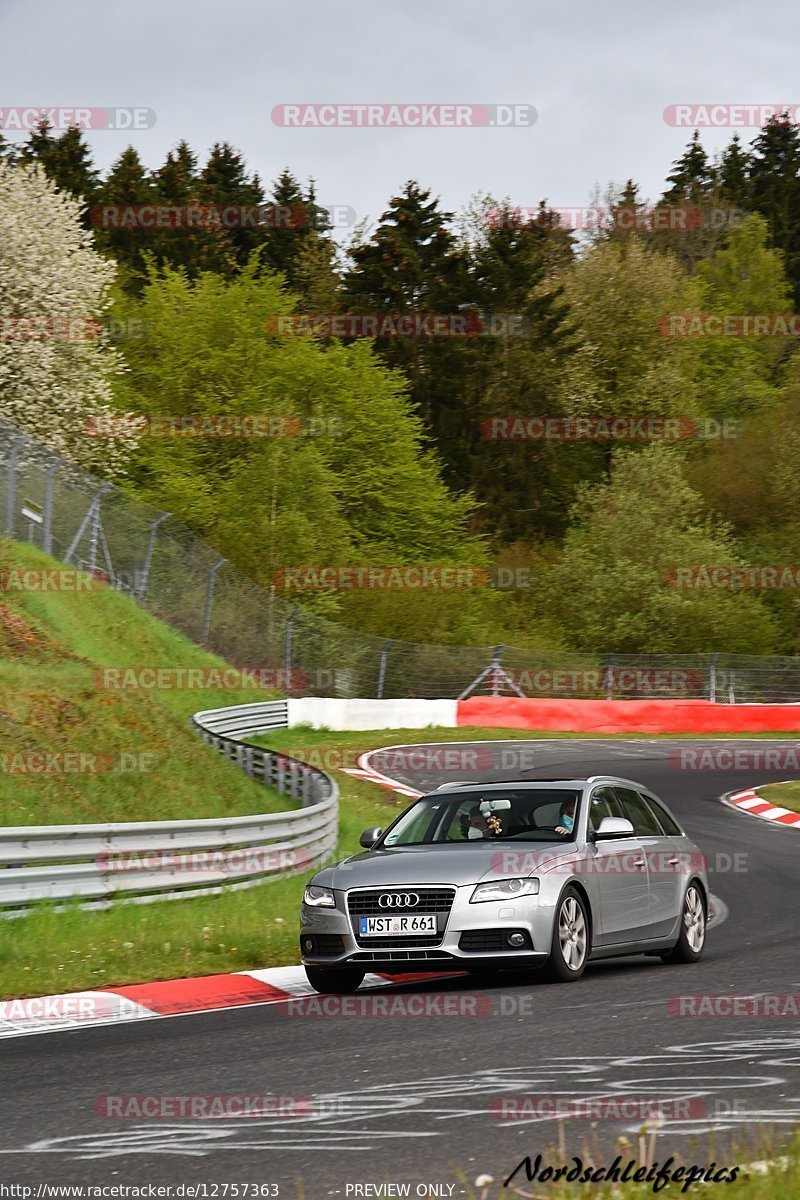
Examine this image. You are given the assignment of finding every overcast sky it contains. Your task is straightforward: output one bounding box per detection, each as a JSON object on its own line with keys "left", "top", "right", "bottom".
{"left": 3, "top": 0, "right": 799, "bottom": 237}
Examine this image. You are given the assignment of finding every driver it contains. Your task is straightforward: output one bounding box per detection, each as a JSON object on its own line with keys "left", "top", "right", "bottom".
{"left": 555, "top": 796, "right": 577, "bottom": 837}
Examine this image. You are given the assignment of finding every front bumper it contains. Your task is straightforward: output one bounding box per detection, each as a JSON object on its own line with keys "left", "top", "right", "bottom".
{"left": 300, "top": 883, "right": 554, "bottom": 971}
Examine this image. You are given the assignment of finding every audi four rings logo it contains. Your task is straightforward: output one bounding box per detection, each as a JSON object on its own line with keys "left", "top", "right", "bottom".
{"left": 378, "top": 892, "right": 419, "bottom": 908}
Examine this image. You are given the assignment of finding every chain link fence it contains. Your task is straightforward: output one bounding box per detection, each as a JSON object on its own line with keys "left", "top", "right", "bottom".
{"left": 2, "top": 415, "right": 800, "bottom": 703}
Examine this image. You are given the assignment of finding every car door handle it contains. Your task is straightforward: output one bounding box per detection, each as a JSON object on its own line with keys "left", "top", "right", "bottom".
{"left": 634, "top": 858, "right": 646, "bottom": 870}
{"left": 666, "top": 857, "right": 680, "bottom": 867}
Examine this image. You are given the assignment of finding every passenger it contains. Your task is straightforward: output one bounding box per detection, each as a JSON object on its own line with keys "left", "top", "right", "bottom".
{"left": 464, "top": 805, "right": 489, "bottom": 839}
{"left": 461, "top": 803, "right": 505, "bottom": 839}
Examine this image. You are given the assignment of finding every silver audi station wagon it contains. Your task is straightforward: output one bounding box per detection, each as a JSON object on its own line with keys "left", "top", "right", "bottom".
{"left": 300, "top": 777, "right": 709, "bottom": 993}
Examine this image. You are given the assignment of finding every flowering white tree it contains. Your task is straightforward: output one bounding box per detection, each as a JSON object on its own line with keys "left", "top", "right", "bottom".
{"left": 0, "top": 161, "right": 135, "bottom": 474}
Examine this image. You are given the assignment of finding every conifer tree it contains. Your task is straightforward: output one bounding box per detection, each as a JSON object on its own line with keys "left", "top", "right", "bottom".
{"left": 748, "top": 114, "right": 800, "bottom": 301}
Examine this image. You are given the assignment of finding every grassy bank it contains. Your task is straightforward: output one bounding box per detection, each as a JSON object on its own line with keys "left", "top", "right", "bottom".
{"left": 0, "top": 538, "right": 287, "bottom": 824}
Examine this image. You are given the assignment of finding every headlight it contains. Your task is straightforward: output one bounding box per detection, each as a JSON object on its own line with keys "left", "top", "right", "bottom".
{"left": 470, "top": 878, "right": 540, "bottom": 903}
{"left": 303, "top": 885, "right": 336, "bottom": 908}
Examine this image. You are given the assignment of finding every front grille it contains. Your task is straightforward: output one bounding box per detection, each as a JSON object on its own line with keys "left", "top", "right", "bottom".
{"left": 350, "top": 934, "right": 444, "bottom": 949}
{"left": 347, "top": 887, "right": 456, "bottom": 949}
{"left": 459, "top": 929, "right": 533, "bottom": 953}
{"left": 351, "top": 949, "right": 453, "bottom": 963}
{"left": 347, "top": 888, "right": 455, "bottom": 915}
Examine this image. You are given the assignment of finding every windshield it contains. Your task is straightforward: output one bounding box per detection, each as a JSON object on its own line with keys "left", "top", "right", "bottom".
{"left": 380, "top": 789, "right": 582, "bottom": 847}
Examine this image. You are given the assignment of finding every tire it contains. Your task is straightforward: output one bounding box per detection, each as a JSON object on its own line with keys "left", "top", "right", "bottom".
{"left": 541, "top": 887, "right": 590, "bottom": 982}
{"left": 661, "top": 883, "right": 706, "bottom": 964}
{"left": 304, "top": 966, "right": 366, "bottom": 994}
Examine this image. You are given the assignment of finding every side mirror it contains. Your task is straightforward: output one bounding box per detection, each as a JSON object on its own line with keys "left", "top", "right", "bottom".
{"left": 359, "top": 827, "right": 383, "bottom": 849}
{"left": 594, "top": 816, "right": 635, "bottom": 839}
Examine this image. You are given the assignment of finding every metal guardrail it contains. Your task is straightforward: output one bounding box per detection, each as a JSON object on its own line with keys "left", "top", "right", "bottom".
{"left": 0, "top": 702, "right": 338, "bottom": 912}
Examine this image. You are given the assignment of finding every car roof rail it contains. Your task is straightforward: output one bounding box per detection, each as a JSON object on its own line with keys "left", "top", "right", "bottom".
{"left": 434, "top": 780, "right": 478, "bottom": 791}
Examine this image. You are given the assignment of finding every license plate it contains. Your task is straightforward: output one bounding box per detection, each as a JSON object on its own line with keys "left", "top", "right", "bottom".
{"left": 359, "top": 914, "right": 437, "bottom": 937}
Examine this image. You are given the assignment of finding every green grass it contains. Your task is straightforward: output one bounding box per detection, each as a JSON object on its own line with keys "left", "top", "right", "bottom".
{"left": 756, "top": 780, "right": 800, "bottom": 813}
{"left": 0, "top": 538, "right": 288, "bottom": 824}
{"left": 0, "top": 745, "right": 390, "bottom": 999}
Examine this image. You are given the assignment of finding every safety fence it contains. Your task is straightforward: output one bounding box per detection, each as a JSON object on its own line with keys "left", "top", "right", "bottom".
{"left": 3, "top": 415, "right": 800, "bottom": 700}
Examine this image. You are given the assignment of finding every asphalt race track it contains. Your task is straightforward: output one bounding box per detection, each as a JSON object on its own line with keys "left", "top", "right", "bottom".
{"left": 1, "top": 738, "right": 799, "bottom": 1195}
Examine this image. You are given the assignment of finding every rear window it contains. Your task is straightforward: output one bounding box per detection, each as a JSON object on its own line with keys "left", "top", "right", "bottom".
{"left": 642, "top": 793, "right": 682, "bottom": 836}
{"left": 614, "top": 787, "right": 662, "bottom": 836}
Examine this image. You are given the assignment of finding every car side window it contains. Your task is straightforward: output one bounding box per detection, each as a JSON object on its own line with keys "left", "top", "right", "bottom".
{"left": 642, "top": 793, "right": 682, "bottom": 836}
{"left": 589, "top": 786, "right": 624, "bottom": 831}
{"left": 614, "top": 787, "right": 662, "bottom": 836}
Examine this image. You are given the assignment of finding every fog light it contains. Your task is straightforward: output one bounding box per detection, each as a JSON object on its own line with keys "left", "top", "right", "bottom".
{"left": 304, "top": 938, "right": 314, "bottom": 952}
{"left": 507, "top": 931, "right": 526, "bottom": 948}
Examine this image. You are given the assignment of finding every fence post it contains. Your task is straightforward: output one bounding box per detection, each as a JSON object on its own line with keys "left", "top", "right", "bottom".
{"left": 64, "top": 481, "right": 112, "bottom": 567}
{"left": 87, "top": 483, "right": 112, "bottom": 573}
{"left": 284, "top": 607, "right": 299, "bottom": 688}
{"left": 603, "top": 662, "right": 614, "bottom": 700}
{"left": 201, "top": 557, "right": 227, "bottom": 644}
{"left": 5, "top": 434, "right": 30, "bottom": 538}
{"left": 709, "top": 653, "right": 719, "bottom": 704}
{"left": 377, "top": 639, "right": 393, "bottom": 699}
{"left": 491, "top": 644, "right": 503, "bottom": 695}
{"left": 138, "top": 512, "right": 170, "bottom": 601}
{"left": 42, "top": 457, "right": 63, "bottom": 555}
